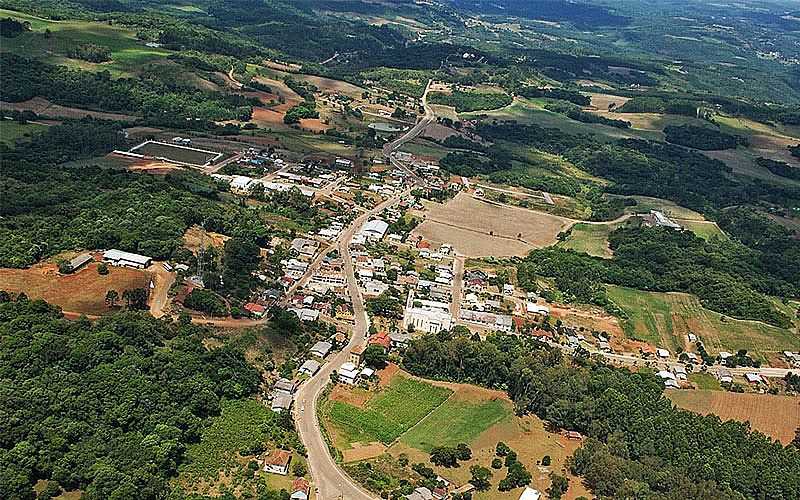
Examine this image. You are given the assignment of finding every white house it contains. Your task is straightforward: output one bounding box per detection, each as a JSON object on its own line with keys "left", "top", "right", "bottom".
{"left": 263, "top": 450, "right": 291, "bottom": 475}
{"left": 359, "top": 219, "right": 389, "bottom": 240}
{"left": 310, "top": 341, "right": 333, "bottom": 358}
{"left": 338, "top": 362, "right": 360, "bottom": 384}
{"left": 518, "top": 488, "right": 542, "bottom": 500}
{"left": 656, "top": 348, "right": 670, "bottom": 359}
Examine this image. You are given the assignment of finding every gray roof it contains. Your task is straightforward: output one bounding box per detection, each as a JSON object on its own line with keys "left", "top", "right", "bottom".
{"left": 271, "top": 393, "right": 293, "bottom": 411}
{"left": 274, "top": 378, "right": 296, "bottom": 394}
{"left": 299, "top": 359, "right": 321, "bottom": 375}
{"left": 68, "top": 253, "right": 93, "bottom": 270}
{"left": 310, "top": 341, "right": 333, "bottom": 357}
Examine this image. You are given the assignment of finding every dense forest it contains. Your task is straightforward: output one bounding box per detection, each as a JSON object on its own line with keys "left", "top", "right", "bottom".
{"left": 517, "top": 221, "right": 799, "bottom": 327}
{"left": 0, "top": 296, "right": 270, "bottom": 499}
{"left": 402, "top": 332, "right": 800, "bottom": 500}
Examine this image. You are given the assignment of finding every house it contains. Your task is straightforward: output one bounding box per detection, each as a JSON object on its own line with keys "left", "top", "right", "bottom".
{"left": 503, "top": 283, "right": 515, "bottom": 295}
{"left": 274, "top": 378, "right": 297, "bottom": 395}
{"left": 349, "top": 345, "right": 366, "bottom": 366}
{"left": 518, "top": 487, "right": 542, "bottom": 500}
{"left": 291, "top": 478, "right": 310, "bottom": 500}
{"left": 368, "top": 331, "right": 392, "bottom": 352}
{"left": 672, "top": 365, "right": 688, "bottom": 380}
{"left": 526, "top": 302, "right": 550, "bottom": 315}
{"left": 299, "top": 359, "right": 321, "bottom": 376}
{"left": 466, "top": 278, "right": 486, "bottom": 292}
{"left": 263, "top": 450, "right": 292, "bottom": 475}
{"left": 289, "top": 308, "right": 320, "bottom": 322}
{"left": 656, "top": 348, "right": 670, "bottom": 359}
{"left": 717, "top": 368, "right": 733, "bottom": 384}
{"left": 745, "top": 372, "right": 762, "bottom": 384}
{"left": 230, "top": 175, "right": 257, "bottom": 194}
{"left": 68, "top": 253, "right": 93, "bottom": 272}
{"left": 657, "top": 370, "right": 679, "bottom": 388}
{"left": 310, "top": 341, "right": 333, "bottom": 358}
{"left": 390, "top": 331, "right": 412, "bottom": 349}
{"left": 565, "top": 431, "right": 582, "bottom": 440}
{"left": 642, "top": 210, "right": 681, "bottom": 230}
{"left": 291, "top": 238, "right": 320, "bottom": 257}
{"left": 407, "top": 486, "right": 434, "bottom": 500}
{"left": 451, "top": 484, "right": 476, "bottom": 496}
{"left": 360, "top": 367, "right": 375, "bottom": 378}
{"left": 271, "top": 393, "right": 293, "bottom": 412}
{"left": 103, "top": 249, "right": 152, "bottom": 269}
{"left": 338, "top": 362, "right": 360, "bottom": 384}
{"left": 335, "top": 157, "right": 353, "bottom": 169}
{"left": 244, "top": 302, "right": 266, "bottom": 318}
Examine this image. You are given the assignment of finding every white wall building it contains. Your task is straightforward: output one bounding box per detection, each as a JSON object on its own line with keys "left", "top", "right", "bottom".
{"left": 103, "top": 249, "right": 152, "bottom": 269}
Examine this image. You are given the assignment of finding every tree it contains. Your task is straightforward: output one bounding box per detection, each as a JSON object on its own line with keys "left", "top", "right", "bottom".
{"left": 495, "top": 442, "right": 511, "bottom": 457}
{"left": 455, "top": 443, "right": 472, "bottom": 461}
{"left": 491, "top": 458, "right": 502, "bottom": 469}
{"left": 57, "top": 260, "right": 73, "bottom": 274}
{"left": 547, "top": 473, "right": 569, "bottom": 500}
{"left": 430, "top": 446, "right": 459, "bottom": 467}
{"left": 292, "top": 461, "right": 307, "bottom": 477}
{"left": 97, "top": 262, "right": 109, "bottom": 275}
{"left": 792, "top": 427, "right": 800, "bottom": 449}
{"left": 122, "top": 287, "right": 149, "bottom": 310}
{"left": 541, "top": 455, "right": 551, "bottom": 466}
{"left": 105, "top": 289, "right": 119, "bottom": 307}
{"left": 469, "top": 465, "right": 492, "bottom": 491}
{"left": 363, "top": 344, "right": 388, "bottom": 368}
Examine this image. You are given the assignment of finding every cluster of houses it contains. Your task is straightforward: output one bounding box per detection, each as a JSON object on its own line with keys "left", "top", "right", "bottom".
{"left": 268, "top": 340, "right": 338, "bottom": 413}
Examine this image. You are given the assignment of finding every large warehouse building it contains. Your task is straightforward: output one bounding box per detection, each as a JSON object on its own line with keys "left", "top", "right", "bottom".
{"left": 102, "top": 249, "right": 153, "bottom": 269}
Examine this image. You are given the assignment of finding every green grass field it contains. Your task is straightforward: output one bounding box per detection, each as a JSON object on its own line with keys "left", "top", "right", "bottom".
{"left": 327, "top": 377, "right": 452, "bottom": 445}
{"left": 0, "top": 120, "right": 46, "bottom": 145}
{"left": 688, "top": 372, "right": 722, "bottom": 390}
{"left": 557, "top": 223, "right": 615, "bottom": 258}
{"left": 0, "top": 9, "right": 171, "bottom": 76}
{"left": 623, "top": 195, "right": 706, "bottom": 220}
{"left": 607, "top": 285, "right": 800, "bottom": 358}
{"left": 399, "top": 398, "right": 511, "bottom": 452}
{"left": 680, "top": 220, "right": 728, "bottom": 241}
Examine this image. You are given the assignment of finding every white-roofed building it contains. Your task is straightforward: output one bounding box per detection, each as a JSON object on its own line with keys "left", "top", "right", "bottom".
{"left": 338, "top": 362, "right": 360, "bottom": 384}
{"left": 518, "top": 487, "right": 542, "bottom": 500}
{"left": 102, "top": 249, "right": 152, "bottom": 269}
{"left": 299, "top": 359, "right": 321, "bottom": 376}
{"left": 359, "top": 219, "right": 389, "bottom": 241}
{"left": 310, "top": 341, "right": 333, "bottom": 358}
{"left": 460, "top": 309, "right": 513, "bottom": 332}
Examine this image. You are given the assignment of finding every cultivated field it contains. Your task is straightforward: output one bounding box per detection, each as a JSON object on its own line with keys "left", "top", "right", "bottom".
{"left": 607, "top": 285, "right": 800, "bottom": 357}
{"left": 411, "top": 193, "right": 573, "bottom": 257}
{"left": 667, "top": 390, "right": 800, "bottom": 445}
{"left": 131, "top": 141, "right": 221, "bottom": 166}
{"left": 1, "top": 97, "right": 137, "bottom": 121}
{"left": 557, "top": 223, "right": 616, "bottom": 258}
{"left": 326, "top": 367, "right": 591, "bottom": 499}
{"left": 0, "top": 260, "right": 151, "bottom": 316}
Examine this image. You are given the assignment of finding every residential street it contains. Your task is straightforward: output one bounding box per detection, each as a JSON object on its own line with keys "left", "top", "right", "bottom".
{"left": 293, "top": 191, "right": 411, "bottom": 500}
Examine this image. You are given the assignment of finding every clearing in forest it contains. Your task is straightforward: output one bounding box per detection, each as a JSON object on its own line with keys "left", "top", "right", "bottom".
{"left": 667, "top": 390, "right": 800, "bottom": 445}
{"left": 0, "top": 260, "right": 151, "bottom": 316}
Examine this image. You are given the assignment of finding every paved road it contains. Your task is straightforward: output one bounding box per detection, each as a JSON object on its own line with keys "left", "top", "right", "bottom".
{"left": 450, "top": 254, "right": 464, "bottom": 319}
{"left": 382, "top": 79, "right": 434, "bottom": 159}
{"left": 293, "top": 190, "right": 411, "bottom": 500}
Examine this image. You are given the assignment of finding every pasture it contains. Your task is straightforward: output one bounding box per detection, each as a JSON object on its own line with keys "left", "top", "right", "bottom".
{"left": 0, "top": 8, "right": 171, "bottom": 76}
{"left": 411, "top": 192, "right": 573, "bottom": 257}
{"left": 0, "top": 260, "right": 151, "bottom": 316}
{"left": 607, "top": 285, "right": 800, "bottom": 358}
{"left": 667, "top": 390, "right": 800, "bottom": 445}
{"left": 557, "top": 223, "right": 615, "bottom": 258}
{"left": 0, "top": 119, "right": 45, "bottom": 145}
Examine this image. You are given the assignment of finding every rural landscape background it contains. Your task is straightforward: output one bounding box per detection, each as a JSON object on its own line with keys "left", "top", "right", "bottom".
{"left": 1, "top": 0, "right": 800, "bottom": 499}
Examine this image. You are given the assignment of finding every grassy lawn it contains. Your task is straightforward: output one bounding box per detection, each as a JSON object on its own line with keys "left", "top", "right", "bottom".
{"left": 623, "top": 195, "right": 706, "bottom": 220}
{"left": 688, "top": 372, "right": 722, "bottom": 390}
{"left": 680, "top": 220, "right": 728, "bottom": 241}
{"left": 557, "top": 223, "right": 615, "bottom": 258}
{"left": 400, "top": 398, "right": 512, "bottom": 452}
{"left": 0, "top": 120, "right": 46, "bottom": 145}
{"left": 0, "top": 8, "right": 171, "bottom": 76}
{"left": 607, "top": 285, "right": 800, "bottom": 358}
{"left": 326, "top": 376, "right": 452, "bottom": 445}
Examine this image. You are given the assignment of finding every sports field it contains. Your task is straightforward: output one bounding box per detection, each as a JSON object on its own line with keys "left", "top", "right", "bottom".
{"left": 131, "top": 141, "right": 221, "bottom": 166}
{"left": 607, "top": 285, "right": 800, "bottom": 357}
{"left": 411, "top": 193, "right": 573, "bottom": 257}
{"left": 667, "top": 390, "right": 800, "bottom": 445}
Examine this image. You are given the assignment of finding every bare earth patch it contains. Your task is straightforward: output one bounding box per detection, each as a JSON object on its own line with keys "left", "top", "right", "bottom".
{"left": 342, "top": 442, "right": 387, "bottom": 463}
{"left": 410, "top": 193, "right": 572, "bottom": 257}
{"left": 0, "top": 259, "right": 151, "bottom": 316}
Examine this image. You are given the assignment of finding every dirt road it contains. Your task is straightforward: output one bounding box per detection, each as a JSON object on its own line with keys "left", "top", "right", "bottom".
{"left": 148, "top": 263, "right": 176, "bottom": 318}
{"left": 382, "top": 79, "right": 434, "bottom": 158}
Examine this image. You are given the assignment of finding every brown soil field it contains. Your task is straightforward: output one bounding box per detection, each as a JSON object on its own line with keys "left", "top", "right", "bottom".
{"left": 342, "top": 442, "right": 388, "bottom": 463}
{"left": 298, "top": 118, "right": 330, "bottom": 132}
{"left": 330, "top": 385, "right": 371, "bottom": 408}
{"left": 296, "top": 74, "right": 365, "bottom": 97}
{"left": 183, "top": 225, "right": 231, "bottom": 253}
{"left": 1, "top": 97, "right": 136, "bottom": 121}
{"left": 586, "top": 92, "right": 630, "bottom": 111}
{"left": 422, "top": 122, "right": 460, "bottom": 141}
{"left": 264, "top": 60, "right": 302, "bottom": 73}
{"left": 667, "top": 390, "right": 800, "bottom": 445}
{"left": 0, "top": 260, "right": 151, "bottom": 316}
{"left": 410, "top": 193, "right": 572, "bottom": 257}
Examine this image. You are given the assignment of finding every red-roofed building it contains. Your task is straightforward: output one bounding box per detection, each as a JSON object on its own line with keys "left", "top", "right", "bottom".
{"left": 417, "top": 240, "right": 431, "bottom": 249}
{"left": 368, "top": 331, "right": 392, "bottom": 351}
{"left": 244, "top": 302, "right": 266, "bottom": 317}
{"left": 291, "top": 478, "right": 310, "bottom": 500}
{"left": 263, "top": 449, "right": 291, "bottom": 475}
